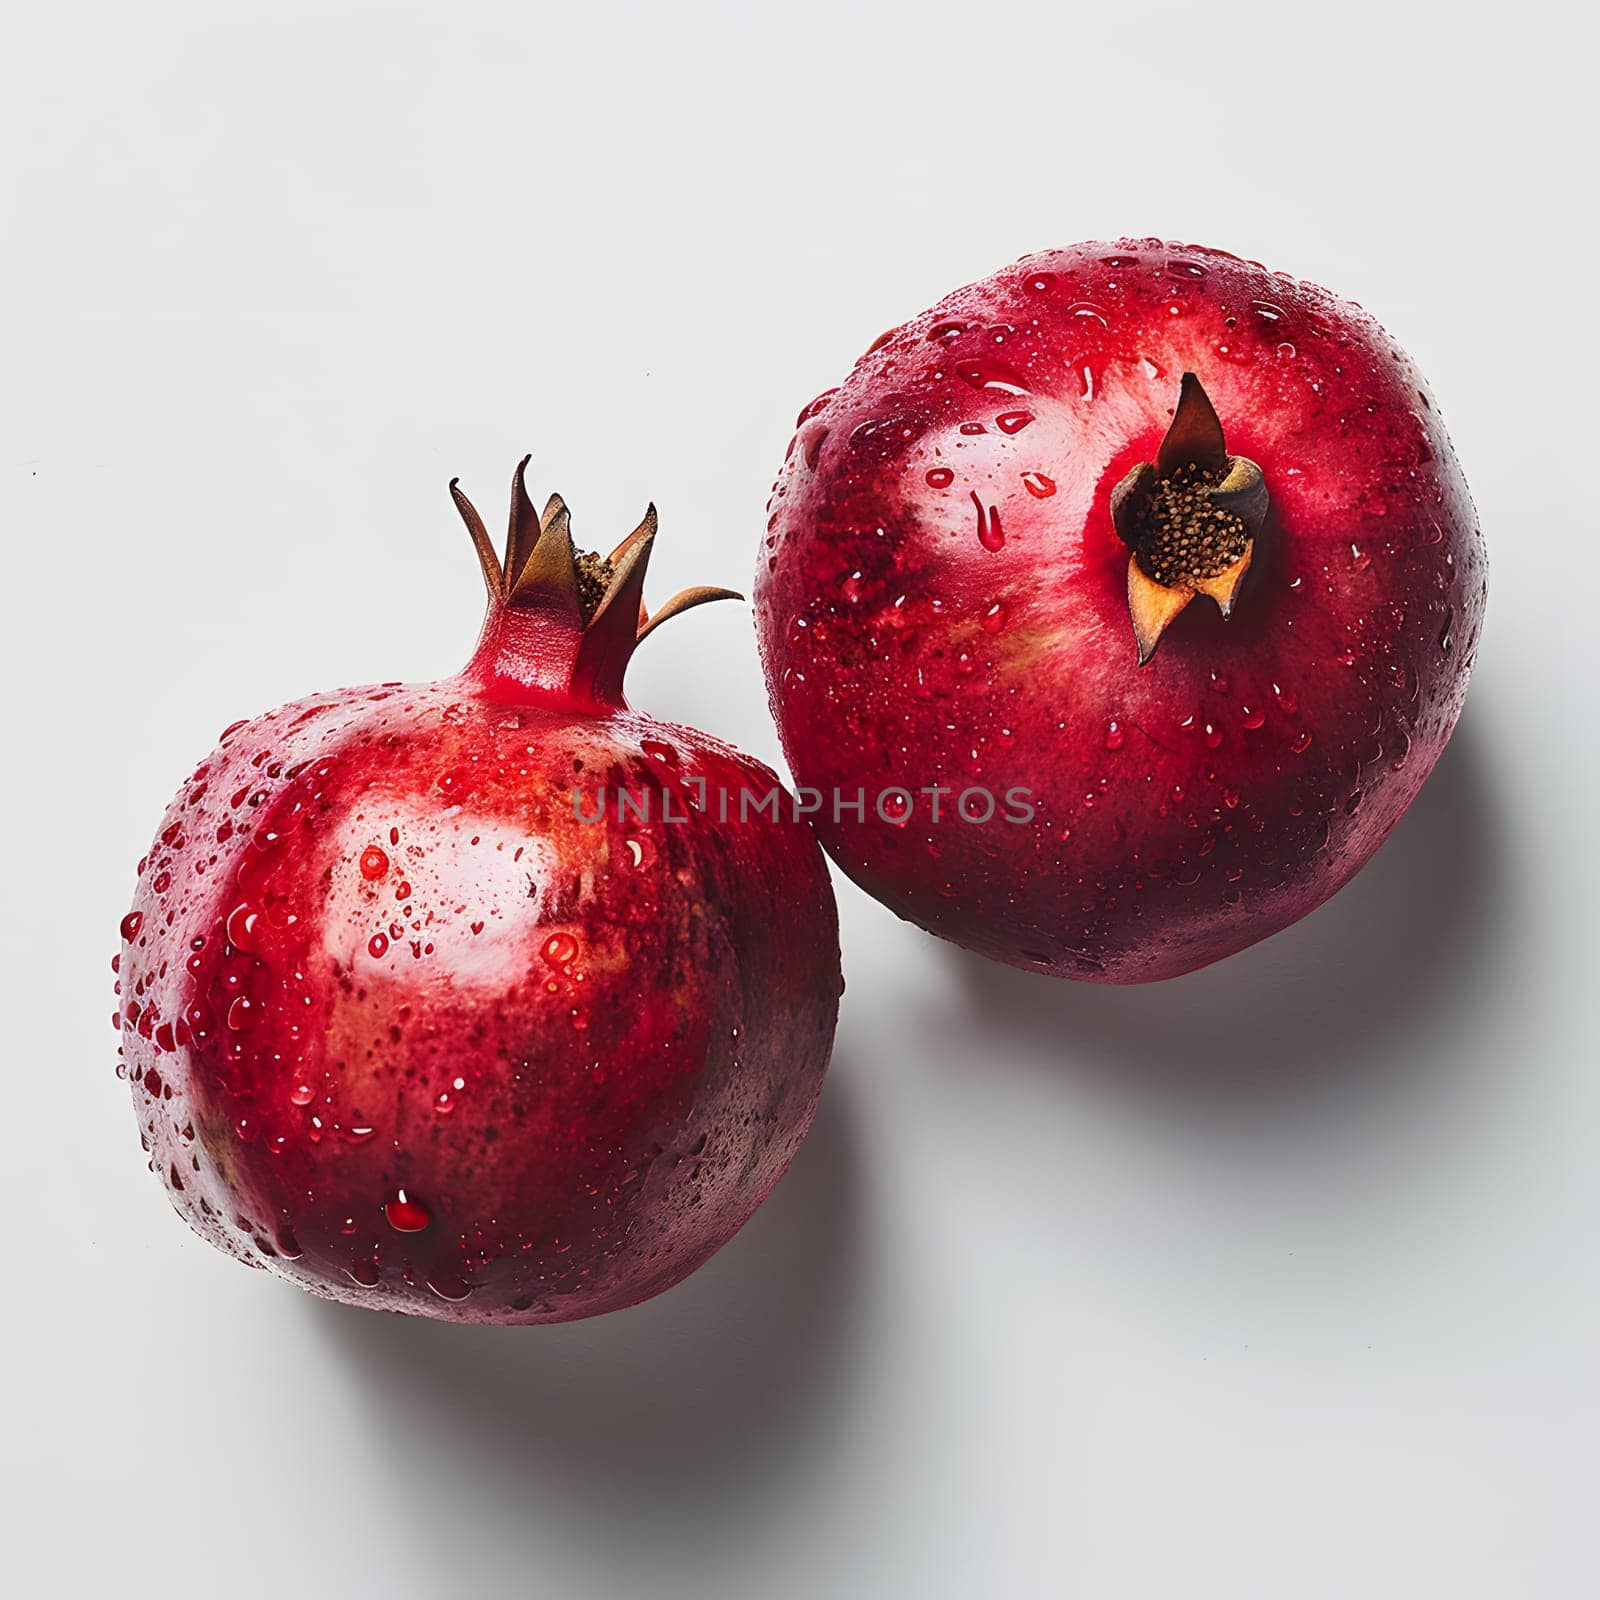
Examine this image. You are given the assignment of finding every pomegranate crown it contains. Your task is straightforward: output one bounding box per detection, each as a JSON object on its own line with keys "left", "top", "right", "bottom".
{"left": 451, "top": 456, "right": 740, "bottom": 710}
{"left": 1109, "top": 373, "right": 1270, "bottom": 665}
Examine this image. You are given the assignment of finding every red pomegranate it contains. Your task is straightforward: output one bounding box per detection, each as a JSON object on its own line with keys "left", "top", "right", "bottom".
{"left": 756, "top": 240, "right": 1485, "bottom": 983}
{"left": 117, "top": 464, "right": 840, "bottom": 1322}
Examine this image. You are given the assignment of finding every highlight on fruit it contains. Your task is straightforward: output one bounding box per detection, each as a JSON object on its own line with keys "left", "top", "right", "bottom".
{"left": 116, "top": 461, "right": 841, "bottom": 1323}
{"left": 756, "top": 238, "right": 1486, "bottom": 983}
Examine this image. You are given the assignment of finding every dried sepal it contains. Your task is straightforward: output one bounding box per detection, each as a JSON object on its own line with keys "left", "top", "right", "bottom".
{"left": 1155, "top": 372, "right": 1228, "bottom": 478}
{"left": 575, "top": 506, "right": 658, "bottom": 706}
{"left": 637, "top": 586, "right": 743, "bottom": 643}
{"left": 450, "top": 479, "right": 504, "bottom": 601}
{"left": 508, "top": 491, "right": 582, "bottom": 619}
{"left": 503, "top": 455, "right": 541, "bottom": 590}
{"left": 586, "top": 509, "right": 656, "bottom": 642}
{"left": 1127, "top": 559, "right": 1197, "bottom": 667}
{"left": 1109, "top": 462, "right": 1156, "bottom": 548}
{"left": 1208, "top": 456, "right": 1268, "bottom": 530}
{"left": 607, "top": 503, "right": 658, "bottom": 566}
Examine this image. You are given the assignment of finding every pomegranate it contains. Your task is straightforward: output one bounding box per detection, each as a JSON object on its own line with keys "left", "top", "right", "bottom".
{"left": 756, "top": 240, "right": 1485, "bottom": 983}
{"left": 117, "top": 463, "right": 840, "bottom": 1322}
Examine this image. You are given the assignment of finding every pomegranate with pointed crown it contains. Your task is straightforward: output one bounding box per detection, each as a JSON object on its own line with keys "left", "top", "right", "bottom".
{"left": 756, "top": 240, "right": 1486, "bottom": 982}
{"left": 116, "top": 464, "right": 840, "bottom": 1321}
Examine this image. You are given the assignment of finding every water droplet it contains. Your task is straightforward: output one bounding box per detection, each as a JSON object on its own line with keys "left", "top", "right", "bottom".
{"left": 367, "top": 932, "right": 390, "bottom": 959}
{"left": 348, "top": 1260, "right": 380, "bottom": 1287}
{"left": 226, "top": 902, "right": 261, "bottom": 952}
{"left": 1290, "top": 730, "right": 1313, "bottom": 753}
{"left": 981, "top": 601, "right": 1008, "bottom": 634}
{"left": 360, "top": 845, "right": 389, "bottom": 880}
{"left": 289, "top": 1082, "right": 315, "bottom": 1107}
{"left": 995, "top": 410, "right": 1033, "bottom": 435}
{"left": 120, "top": 911, "right": 143, "bottom": 942}
{"left": 384, "top": 1190, "right": 431, "bottom": 1232}
{"left": 543, "top": 931, "right": 579, "bottom": 968}
{"left": 881, "top": 791, "right": 912, "bottom": 827}
{"left": 428, "top": 1276, "right": 472, "bottom": 1302}
{"left": 226, "top": 997, "right": 255, "bottom": 1031}
{"left": 1241, "top": 705, "right": 1265, "bottom": 730}
{"left": 924, "top": 466, "right": 954, "bottom": 488}
{"left": 971, "top": 492, "right": 1005, "bottom": 551}
{"left": 1020, "top": 471, "right": 1056, "bottom": 498}
{"left": 954, "top": 361, "right": 1029, "bottom": 396}
{"left": 1104, "top": 720, "right": 1126, "bottom": 751}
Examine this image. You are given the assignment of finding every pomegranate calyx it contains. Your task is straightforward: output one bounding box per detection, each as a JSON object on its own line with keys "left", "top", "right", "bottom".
{"left": 451, "top": 463, "right": 742, "bottom": 709}
{"left": 1110, "top": 373, "right": 1269, "bottom": 666}
{"left": 637, "top": 584, "right": 745, "bottom": 642}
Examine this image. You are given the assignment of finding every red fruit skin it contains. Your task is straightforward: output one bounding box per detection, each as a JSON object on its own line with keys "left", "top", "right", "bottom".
{"left": 756, "top": 240, "right": 1486, "bottom": 983}
{"left": 119, "top": 660, "right": 839, "bottom": 1323}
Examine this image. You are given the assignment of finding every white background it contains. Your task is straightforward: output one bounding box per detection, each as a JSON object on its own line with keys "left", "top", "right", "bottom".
{"left": 3, "top": 2, "right": 1596, "bottom": 1595}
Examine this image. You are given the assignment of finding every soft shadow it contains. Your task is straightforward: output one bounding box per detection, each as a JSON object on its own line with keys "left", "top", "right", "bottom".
{"left": 315, "top": 1070, "right": 864, "bottom": 1520}
{"left": 948, "top": 720, "right": 1512, "bottom": 1116}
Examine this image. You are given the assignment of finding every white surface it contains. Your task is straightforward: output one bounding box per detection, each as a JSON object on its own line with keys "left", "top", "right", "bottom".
{"left": 3, "top": 2, "right": 1596, "bottom": 1595}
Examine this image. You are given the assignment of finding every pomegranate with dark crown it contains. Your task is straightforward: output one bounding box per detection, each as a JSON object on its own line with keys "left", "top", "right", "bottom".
{"left": 756, "top": 240, "right": 1486, "bottom": 983}
{"left": 116, "top": 463, "right": 840, "bottom": 1322}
